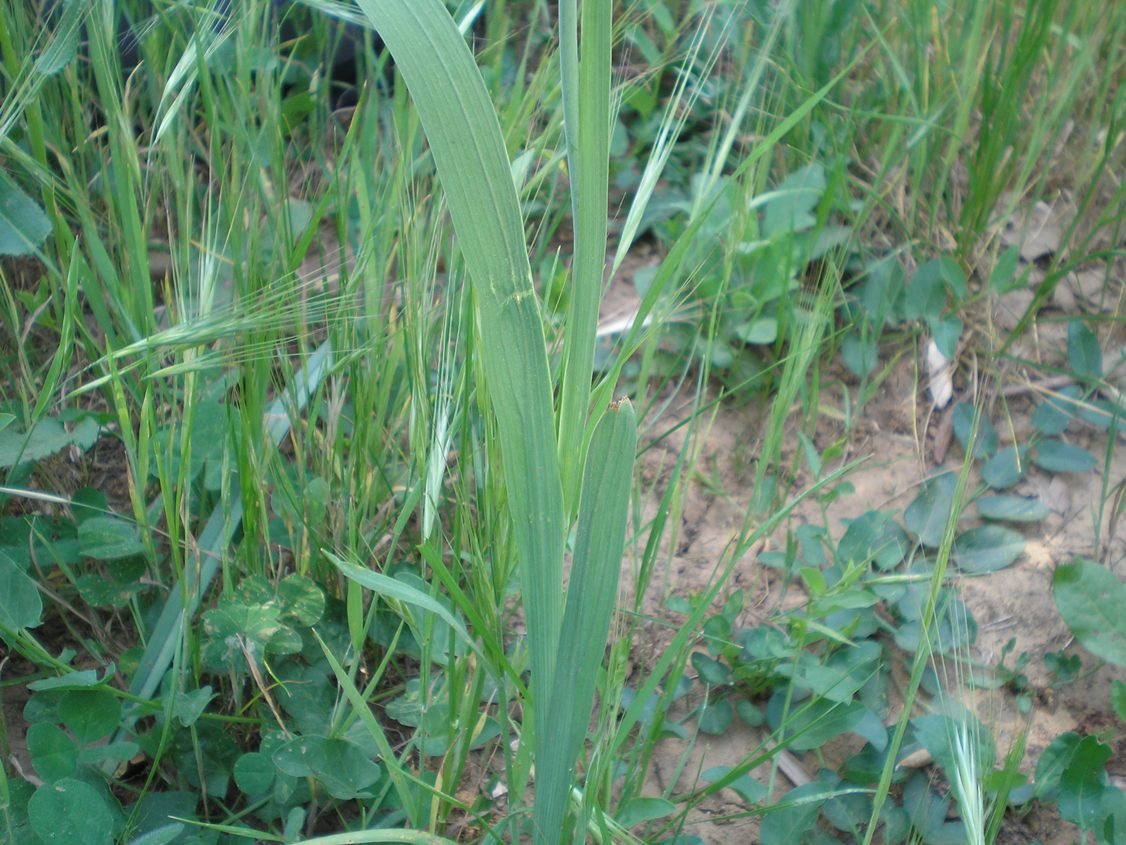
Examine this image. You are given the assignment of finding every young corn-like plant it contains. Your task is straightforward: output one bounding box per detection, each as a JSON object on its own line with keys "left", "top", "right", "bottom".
{"left": 346, "top": 2, "right": 633, "bottom": 842}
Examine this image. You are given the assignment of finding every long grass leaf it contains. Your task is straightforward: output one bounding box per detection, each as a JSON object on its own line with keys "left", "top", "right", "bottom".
{"left": 539, "top": 399, "right": 636, "bottom": 843}
{"left": 352, "top": 0, "right": 566, "bottom": 808}
{"left": 556, "top": 0, "right": 610, "bottom": 514}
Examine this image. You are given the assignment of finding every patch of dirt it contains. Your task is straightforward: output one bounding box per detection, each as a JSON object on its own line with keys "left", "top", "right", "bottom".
{"left": 620, "top": 247, "right": 1126, "bottom": 843}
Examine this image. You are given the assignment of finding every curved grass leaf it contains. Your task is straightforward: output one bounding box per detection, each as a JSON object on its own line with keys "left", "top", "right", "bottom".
{"left": 351, "top": 8, "right": 566, "bottom": 793}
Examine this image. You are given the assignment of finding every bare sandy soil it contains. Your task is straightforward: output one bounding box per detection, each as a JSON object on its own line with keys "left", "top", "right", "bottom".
{"left": 611, "top": 245, "right": 1126, "bottom": 843}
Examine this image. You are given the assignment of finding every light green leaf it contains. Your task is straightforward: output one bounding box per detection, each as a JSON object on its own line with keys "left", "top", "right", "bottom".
{"left": 0, "top": 549, "right": 43, "bottom": 629}
{"left": 0, "top": 173, "right": 52, "bottom": 257}
{"left": 953, "top": 525, "right": 1024, "bottom": 573}
{"left": 0, "top": 416, "right": 99, "bottom": 468}
{"left": 616, "top": 796, "right": 677, "bottom": 828}
{"left": 952, "top": 403, "right": 998, "bottom": 459}
{"left": 28, "top": 778, "right": 115, "bottom": 844}
{"left": 349, "top": 11, "right": 565, "bottom": 831}
{"left": 928, "top": 313, "right": 963, "bottom": 360}
{"left": 904, "top": 472, "right": 957, "bottom": 547}
{"left": 1032, "top": 439, "right": 1097, "bottom": 473}
{"left": 27, "top": 723, "right": 78, "bottom": 782}
{"left": 234, "top": 751, "right": 276, "bottom": 796}
{"left": 78, "top": 516, "right": 144, "bottom": 560}
{"left": 540, "top": 400, "right": 636, "bottom": 838}
{"left": 981, "top": 445, "right": 1028, "bottom": 490}
{"left": 761, "top": 782, "right": 834, "bottom": 845}
{"left": 172, "top": 686, "right": 214, "bottom": 727}
{"left": 1068, "top": 320, "right": 1102, "bottom": 379}
{"left": 1053, "top": 559, "right": 1126, "bottom": 669}
{"left": 58, "top": 690, "right": 121, "bottom": 744}
{"left": 273, "top": 735, "right": 381, "bottom": 800}
{"left": 977, "top": 495, "right": 1049, "bottom": 523}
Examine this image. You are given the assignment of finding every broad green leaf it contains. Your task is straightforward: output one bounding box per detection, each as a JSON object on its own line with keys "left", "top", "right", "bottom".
{"left": 616, "top": 797, "right": 677, "bottom": 828}
{"left": 927, "top": 313, "right": 963, "bottom": 360}
{"left": 736, "top": 316, "right": 779, "bottom": 345}
{"left": 988, "top": 246, "right": 1022, "bottom": 293}
{"left": 1031, "top": 386, "right": 1079, "bottom": 435}
{"left": 904, "top": 472, "right": 957, "bottom": 547}
{"left": 906, "top": 257, "right": 962, "bottom": 320}
{"left": 28, "top": 777, "right": 115, "bottom": 845}
{"left": 78, "top": 516, "right": 144, "bottom": 560}
{"left": 1068, "top": 320, "right": 1103, "bottom": 379}
{"left": 77, "top": 740, "right": 138, "bottom": 766}
{"left": 951, "top": 403, "right": 998, "bottom": 459}
{"left": 763, "top": 163, "right": 825, "bottom": 237}
{"left": 902, "top": 771, "right": 965, "bottom": 845}
{"left": 770, "top": 697, "right": 871, "bottom": 751}
{"left": 58, "top": 690, "right": 121, "bottom": 743}
{"left": 1032, "top": 439, "right": 1097, "bottom": 473}
{"left": 692, "top": 652, "right": 732, "bottom": 686}
{"left": 28, "top": 665, "right": 116, "bottom": 691}
{"left": 278, "top": 573, "right": 325, "bottom": 626}
{"left": 697, "top": 698, "right": 734, "bottom": 735}
{"left": 172, "top": 686, "right": 214, "bottom": 727}
{"left": 233, "top": 752, "right": 276, "bottom": 796}
{"left": 0, "top": 549, "right": 43, "bottom": 629}
{"left": 1057, "top": 735, "right": 1112, "bottom": 830}
{"left": 0, "top": 416, "right": 99, "bottom": 468}
{"left": 910, "top": 712, "right": 995, "bottom": 779}
{"left": 981, "top": 445, "right": 1028, "bottom": 490}
{"left": 760, "top": 781, "right": 833, "bottom": 845}
{"left": 1053, "top": 560, "right": 1126, "bottom": 669}
{"left": 1036, "top": 731, "right": 1084, "bottom": 797}
{"left": 273, "top": 735, "right": 381, "bottom": 800}
{"left": 0, "top": 173, "right": 52, "bottom": 257}
{"left": 952, "top": 525, "right": 1024, "bottom": 573}
{"left": 977, "top": 495, "right": 1049, "bottom": 523}
{"left": 837, "top": 510, "right": 908, "bottom": 570}
{"left": 27, "top": 722, "right": 78, "bottom": 782}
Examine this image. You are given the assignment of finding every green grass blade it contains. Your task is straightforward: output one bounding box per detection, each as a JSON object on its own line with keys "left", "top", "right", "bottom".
{"left": 539, "top": 398, "right": 636, "bottom": 843}
{"left": 556, "top": 0, "right": 611, "bottom": 515}
{"left": 350, "top": 0, "right": 566, "bottom": 832}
